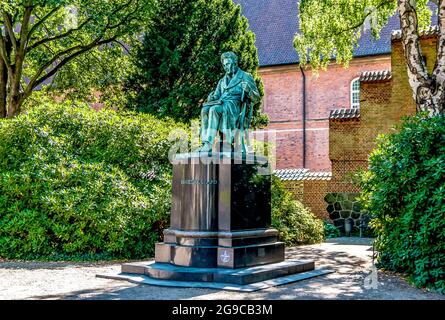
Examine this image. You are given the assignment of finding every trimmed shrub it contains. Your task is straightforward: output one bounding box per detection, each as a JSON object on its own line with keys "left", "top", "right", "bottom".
{"left": 360, "top": 115, "right": 445, "bottom": 294}
{"left": 271, "top": 176, "right": 324, "bottom": 245}
{"left": 323, "top": 220, "right": 341, "bottom": 238}
{"left": 0, "top": 102, "right": 187, "bottom": 260}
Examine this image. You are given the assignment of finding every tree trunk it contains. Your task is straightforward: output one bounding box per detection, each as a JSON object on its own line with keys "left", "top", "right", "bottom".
{"left": 6, "top": 81, "right": 22, "bottom": 118}
{"left": 432, "top": 0, "right": 445, "bottom": 114}
{"left": 399, "top": 0, "right": 444, "bottom": 116}
{"left": 6, "top": 62, "right": 24, "bottom": 118}
{"left": 0, "top": 59, "right": 7, "bottom": 118}
{"left": 7, "top": 97, "right": 22, "bottom": 118}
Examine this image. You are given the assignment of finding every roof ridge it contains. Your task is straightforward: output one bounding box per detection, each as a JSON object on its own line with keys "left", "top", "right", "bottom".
{"left": 359, "top": 69, "right": 392, "bottom": 82}
{"left": 274, "top": 168, "right": 332, "bottom": 181}
{"left": 329, "top": 107, "right": 360, "bottom": 120}
{"left": 391, "top": 25, "right": 439, "bottom": 40}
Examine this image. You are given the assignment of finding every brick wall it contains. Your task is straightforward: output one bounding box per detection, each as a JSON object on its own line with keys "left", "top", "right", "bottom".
{"left": 280, "top": 35, "right": 438, "bottom": 220}
{"left": 259, "top": 55, "right": 391, "bottom": 170}
{"left": 331, "top": 35, "right": 438, "bottom": 187}
{"left": 282, "top": 179, "right": 330, "bottom": 219}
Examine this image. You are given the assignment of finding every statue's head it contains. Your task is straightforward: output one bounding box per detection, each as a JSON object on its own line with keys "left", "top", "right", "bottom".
{"left": 221, "top": 51, "right": 238, "bottom": 76}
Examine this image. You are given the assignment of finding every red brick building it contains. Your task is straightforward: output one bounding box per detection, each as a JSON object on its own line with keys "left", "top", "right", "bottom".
{"left": 274, "top": 28, "right": 438, "bottom": 225}
{"left": 235, "top": 0, "right": 401, "bottom": 170}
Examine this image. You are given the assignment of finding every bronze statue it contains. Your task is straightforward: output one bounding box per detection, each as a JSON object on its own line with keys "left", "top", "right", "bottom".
{"left": 198, "top": 52, "right": 260, "bottom": 153}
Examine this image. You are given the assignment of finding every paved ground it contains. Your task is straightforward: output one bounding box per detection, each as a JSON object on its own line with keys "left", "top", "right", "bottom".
{"left": 0, "top": 237, "right": 443, "bottom": 300}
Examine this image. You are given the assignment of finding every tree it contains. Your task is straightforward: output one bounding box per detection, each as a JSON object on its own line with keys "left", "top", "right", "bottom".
{"left": 0, "top": 0, "right": 152, "bottom": 118}
{"left": 124, "top": 0, "right": 268, "bottom": 127}
{"left": 360, "top": 114, "right": 445, "bottom": 293}
{"left": 294, "top": 0, "right": 444, "bottom": 116}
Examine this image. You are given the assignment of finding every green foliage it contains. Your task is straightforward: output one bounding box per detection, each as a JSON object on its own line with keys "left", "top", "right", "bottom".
{"left": 323, "top": 220, "right": 341, "bottom": 238}
{"left": 271, "top": 176, "right": 324, "bottom": 245}
{"left": 0, "top": 102, "right": 186, "bottom": 260}
{"left": 294, "top": 0, "right": 432, "bottom": 71}
{"left": 0, "top": 0, "right": 153, "bottom": 113}
{"left": 360, "top": 115, "right": 445, "bottom": 294}
{"left": 124, "top": 0, "right": 268, "bottom": 128}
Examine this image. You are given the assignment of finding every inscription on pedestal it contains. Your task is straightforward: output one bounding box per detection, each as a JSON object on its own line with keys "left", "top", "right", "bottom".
{"left": 180, "top": 179, "right": 218, "bottom": 185}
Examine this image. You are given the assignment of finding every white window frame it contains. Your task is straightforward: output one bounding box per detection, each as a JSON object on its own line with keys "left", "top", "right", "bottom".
{"left": 350, "top": 77, "right": 360, "bottom": 109}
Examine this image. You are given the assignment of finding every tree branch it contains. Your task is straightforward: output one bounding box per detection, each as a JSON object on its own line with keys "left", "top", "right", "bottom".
{"left": 26, "top": 16, "right": 94, "bottom": 53}
{"left": 398, "top": 0, "right": 429, "bottom": 82}
{"left": 18, "top": 6, "right": 33, "bottom": 54}
{"left": 24, "top": 36, "right": 118, "bottom": 96}
{"left": 27, "top": 6, "right": 61, "bottom": 38}
{"left": 107, "top": 0, "right": 135, "bottom": 25}
{"left": 27, "top": 0, "right": 138, "bottom": 54}
{"left": 113, "top": 40, "right": 131, "bottom": 54}
{"left": 0, "top": 34, "right": 12, "bottom": 71}
{"left": 433, "top": 0, "right": 445, "bottom": 84}
{"left": 334, "top": 0, "right": 394, "bottom": 36}
{"left": 2, "top": 12, "right": 18, "bottom": 52}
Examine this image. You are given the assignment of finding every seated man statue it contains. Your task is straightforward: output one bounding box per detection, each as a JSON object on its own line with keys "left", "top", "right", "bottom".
{"left": 198, "top": 51, "right": 260, "bottom": 152}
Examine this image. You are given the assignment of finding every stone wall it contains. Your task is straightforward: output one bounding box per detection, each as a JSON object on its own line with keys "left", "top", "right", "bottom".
{"left": 325, "top": 192, "right": 362, "bottom": 233}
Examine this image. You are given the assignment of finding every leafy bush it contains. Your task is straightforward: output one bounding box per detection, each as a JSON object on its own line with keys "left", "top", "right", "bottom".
{"left": 323, "top": 220, "right": 340, "bottom": 238}
{"left": 271, "top": 176, "right": 324, "bottom": 245}
{"left": 0, "top": 102, "right": 187, "bottom": 260}
{"left": 360, "top": 115, "right": 445, "bottom": 294}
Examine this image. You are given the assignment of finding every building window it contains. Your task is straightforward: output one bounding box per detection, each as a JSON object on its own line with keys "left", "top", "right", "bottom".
{"left": 350, "top": 78, "right": 360, "bottom": 109}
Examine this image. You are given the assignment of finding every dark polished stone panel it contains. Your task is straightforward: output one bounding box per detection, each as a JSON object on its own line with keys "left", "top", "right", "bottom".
{"left": 155, "top": 153, "right": 284, "bottom": 270}
{"left": 216, "top": 242, "right": 285, "bottom": 268}
{"left": 156, "top": 229, "right": 282, "bottom": 268}
{"left": 217, "top": 235, "right": 278, "bottom": 247}
{"left": 218, "top": 160, "right": 271, "bottom": 231}
{"left": 171, "top": 160, "right": 218, "bottom": 231}
{"left": 171, "top": 153, "right": 271, "bottom": 233}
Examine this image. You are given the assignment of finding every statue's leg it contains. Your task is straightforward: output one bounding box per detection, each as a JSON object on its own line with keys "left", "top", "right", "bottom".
{"left": 200, "top": 105, "right": 211, "bottom": 143}
{"left": 221, "top": 112, "right": 234, "bottom": 153}
{"left": 206, "top": 105, "right": 223, "bottom": 146}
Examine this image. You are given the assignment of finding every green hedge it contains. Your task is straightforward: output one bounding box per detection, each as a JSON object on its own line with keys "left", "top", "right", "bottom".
{"left": 323, "top": 220, "right": 340, "bottom": 238}
{"left": 360, "top": 115, "right": 445, "bottom": 294}
{"left": 271, "top": 176, "right": 324, "bottom": 245}
{"left": 0, "top": 103, "right": 186, "bottom": 260}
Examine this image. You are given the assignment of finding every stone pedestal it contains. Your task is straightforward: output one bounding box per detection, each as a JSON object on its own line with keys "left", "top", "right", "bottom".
{"left": 122, "top": 152, "right": 315, "bottom": 285}
{"left": 156, "top": 153, "right": 284, "bottom": 269}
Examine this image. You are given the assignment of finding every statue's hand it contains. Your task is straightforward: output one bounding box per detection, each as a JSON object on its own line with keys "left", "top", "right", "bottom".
{"left": 241, "top": 82, "right": 250, "bottom": 92}
{"left": 241, "top": 82, "right": 252, "bottom": 102}
{"left": 208, "top": 91, "right": 219, "bottom": 102}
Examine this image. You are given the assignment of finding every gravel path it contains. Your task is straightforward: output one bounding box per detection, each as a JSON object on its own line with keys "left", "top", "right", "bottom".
{"left": 0, "top": 238, "right": 443, "bottom": 300}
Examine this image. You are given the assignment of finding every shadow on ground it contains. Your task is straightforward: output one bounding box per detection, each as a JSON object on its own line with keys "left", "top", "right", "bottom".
{"left": 6, "top": 239, "right": 443, "bottom": 300}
